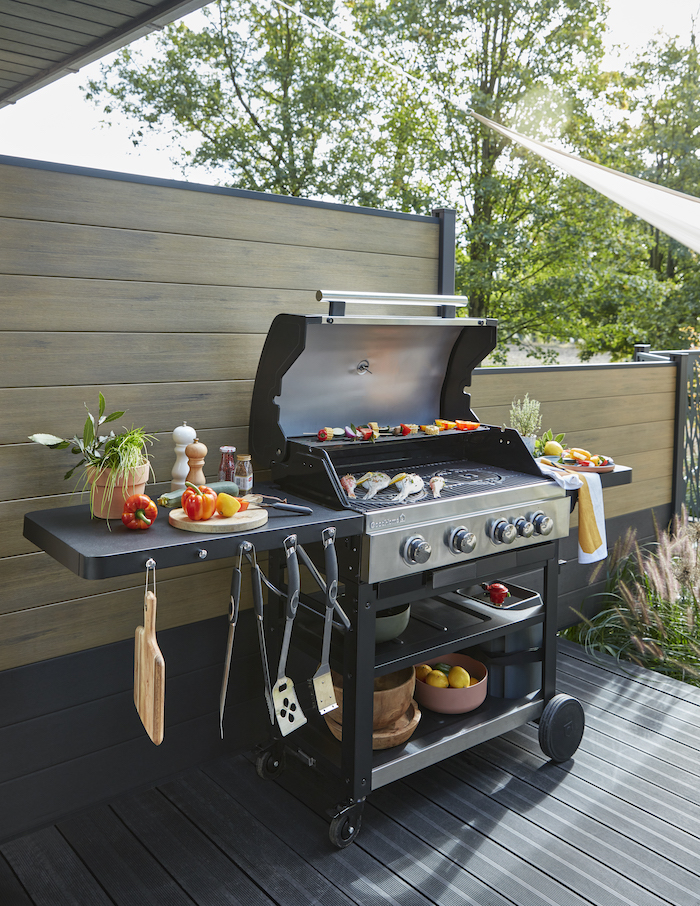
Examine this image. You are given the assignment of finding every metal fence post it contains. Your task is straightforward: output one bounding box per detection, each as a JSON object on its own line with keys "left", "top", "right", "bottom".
{"left": 634, "top": 344, "right": 694, "bottom": 518}
{"left": 432, "top": 208, "right": 456, "bottom": 296}
{"left": 670, "top": 352, "right": 690, "bottom": 517}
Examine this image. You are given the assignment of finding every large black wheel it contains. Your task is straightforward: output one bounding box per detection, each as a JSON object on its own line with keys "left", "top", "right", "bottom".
{"left": 329, "top": 804, "right": 363, "bottom": 848}
{"left": 538, "top": 693, "right": 585, "bottom": 762}
{"left": 255, "top": 746, "right": 286, "bottom": 780}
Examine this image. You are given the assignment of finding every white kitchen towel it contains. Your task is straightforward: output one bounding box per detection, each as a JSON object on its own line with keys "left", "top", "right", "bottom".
{"left": 537, "top": 459, "right": 607, "bottom": 563}
{"left": 537, "top": 458, "right": 583, "bottom": 491}
{"left": 576, "top": 472, "right": 607, "bottom": 563}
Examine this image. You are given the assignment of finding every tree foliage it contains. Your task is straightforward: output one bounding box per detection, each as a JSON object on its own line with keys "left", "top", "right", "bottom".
{"left": 84, "top": 1, "right": 700, "bottom": 360}
{"left": 86, "top": 0, "right": 385, "bottom": 198}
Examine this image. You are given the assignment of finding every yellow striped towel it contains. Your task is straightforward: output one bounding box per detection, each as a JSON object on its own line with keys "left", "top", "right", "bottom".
{"left": 577, "top": 472, "right": 607, "bottom": 564}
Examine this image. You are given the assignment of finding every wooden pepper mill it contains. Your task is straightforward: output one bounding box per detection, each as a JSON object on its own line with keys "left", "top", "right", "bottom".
{"left": 185, "top": 438, "right": 208, "bottom": 486}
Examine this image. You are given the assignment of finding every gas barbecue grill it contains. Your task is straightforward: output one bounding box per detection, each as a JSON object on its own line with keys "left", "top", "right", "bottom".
{"left": 251, "top": 291, "right": 585, "bottom": 848}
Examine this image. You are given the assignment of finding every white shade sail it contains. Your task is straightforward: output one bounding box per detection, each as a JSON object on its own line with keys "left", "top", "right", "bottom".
{"left": 473, "top": 112, "right": 700, "bottom": 255}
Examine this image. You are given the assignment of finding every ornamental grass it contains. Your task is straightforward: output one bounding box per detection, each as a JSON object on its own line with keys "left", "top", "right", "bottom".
{"left": 562, "top": 508, "right": 700, "bottom": 686}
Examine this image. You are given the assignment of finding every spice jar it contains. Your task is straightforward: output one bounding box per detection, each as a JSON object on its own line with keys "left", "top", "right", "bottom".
{"left": 233, "top": 453, "right": 253, "bottom": 492}
{"left": 218, "top": 445, "right": 237, "bottom": 481}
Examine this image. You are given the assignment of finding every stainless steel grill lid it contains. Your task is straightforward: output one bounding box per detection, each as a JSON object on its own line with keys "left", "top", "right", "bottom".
{"left": 250, "top": 292, "right": 498, "bottom": 464}
{"left": 248, "top": 292, "right": 546, "bottom": 510}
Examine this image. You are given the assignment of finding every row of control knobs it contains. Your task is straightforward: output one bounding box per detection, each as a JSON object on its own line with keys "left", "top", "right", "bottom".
{"left": 402, "top": 511, "right": 554, "bottom": 565}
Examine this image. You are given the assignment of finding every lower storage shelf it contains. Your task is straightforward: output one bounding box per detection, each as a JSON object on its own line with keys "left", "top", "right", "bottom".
{"left": 284, "top": 693, "right": 544, "bottom": 791}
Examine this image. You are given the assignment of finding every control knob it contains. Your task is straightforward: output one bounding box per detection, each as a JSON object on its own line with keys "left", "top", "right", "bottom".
{"left": 490, "top": 518, "right": 517, "bottom": 545}
{"left": 449, "top": 526, "right": 477, "bottom": 554}
{"left": 402, "top": 535, "right": 432, "bottom": 565}
{"left": 531, "top": 511, "right": 554, "bottom": 536}
{"left": 513, "top": 516, "right": 535, "bottom": 538}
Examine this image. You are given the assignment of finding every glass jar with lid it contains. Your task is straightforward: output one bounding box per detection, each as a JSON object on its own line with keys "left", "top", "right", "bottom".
{"left": 234, "top": 453, "right": 253, "bottom": 492}
{"left": 218, "top": 445, "right": 237, "bottom": 481}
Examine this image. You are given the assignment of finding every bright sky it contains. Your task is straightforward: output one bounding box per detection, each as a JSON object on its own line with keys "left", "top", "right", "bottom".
{"left": 0, "top": 0, "right": 698, "bottom": 183}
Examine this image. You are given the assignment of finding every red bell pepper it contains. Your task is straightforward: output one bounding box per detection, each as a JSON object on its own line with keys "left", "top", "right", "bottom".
{"left": 122, "top": 494, "right": 158, "bottom": 530}
{"left": 182, "top": 482, "right": 218, "bottom": 521}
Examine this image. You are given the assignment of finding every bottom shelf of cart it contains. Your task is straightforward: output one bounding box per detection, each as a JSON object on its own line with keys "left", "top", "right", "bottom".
{"left": 370, "top": 694, "right": 544, "bottom": 790}
{"left": 287, "top": 694, "right": 544, "bottom": 789}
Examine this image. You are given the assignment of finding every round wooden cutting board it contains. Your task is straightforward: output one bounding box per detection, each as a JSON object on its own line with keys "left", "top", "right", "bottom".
{"left": 169, "top": 505, "right": 269, "bottom": 533}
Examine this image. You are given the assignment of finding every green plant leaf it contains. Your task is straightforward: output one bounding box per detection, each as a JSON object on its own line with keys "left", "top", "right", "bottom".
{"left": 83, "top": 415, "right": 95, "bottom": 449}
{"left": 98, "top": 392, "right": 106, "bottom": 419}
{"left": 29, "top": 433, "right": 68, "bottom": 448}
{"left": 102, "top": 411, "right": 125, "bottom": 424}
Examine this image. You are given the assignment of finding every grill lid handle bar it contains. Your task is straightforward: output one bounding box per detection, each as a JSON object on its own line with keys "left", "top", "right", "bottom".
{"left": 316, "top": 289, "right": 467, "bottom": 320}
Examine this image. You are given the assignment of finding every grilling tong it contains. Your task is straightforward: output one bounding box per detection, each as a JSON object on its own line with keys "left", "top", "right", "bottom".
{"left": 219, "top": 531, "right": 348, "bottom": 738}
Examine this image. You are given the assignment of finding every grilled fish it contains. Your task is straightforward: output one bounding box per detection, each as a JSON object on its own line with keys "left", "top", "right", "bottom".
{"left": 357, "top": 471, "right": 392, "bottom": 499}
{"left": 392, "top": 473, "right": 424, "bottom": 502}
{"left": 429, "top": 475, "right": 445, "bottom": 498}
{"left": 341, "top": 474, "right": 357, "bottom": 498}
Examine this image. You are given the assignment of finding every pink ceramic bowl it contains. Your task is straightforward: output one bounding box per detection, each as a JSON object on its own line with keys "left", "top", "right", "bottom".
{"left": 413, "top": 652, "right": 488, "bottom": 714}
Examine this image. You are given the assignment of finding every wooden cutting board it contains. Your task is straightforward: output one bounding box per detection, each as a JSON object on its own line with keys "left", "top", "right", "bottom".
{"left": 134, "top": 591, "right": 165, "bottom": 745}
{"left": 169, "top": 505, "right": 269, "bottom": 533}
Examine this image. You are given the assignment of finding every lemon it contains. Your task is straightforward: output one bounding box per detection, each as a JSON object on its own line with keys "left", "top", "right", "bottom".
{"left": 448, "top": 665, "right": 470, "bottom": 688}
{"left": 415, "top": 664, "right": 432, "bottom": 682}
{"left": 216, "top": 493, "right": 241, "bottom": 518}
{"left": 425, "top": 669, "right": 449, "bottom": 688}
{"left": 543, "top": 440, "right": 564, "bottom": 456}
{"left": 469, "top": 677, "right": 480, "bottom": 686}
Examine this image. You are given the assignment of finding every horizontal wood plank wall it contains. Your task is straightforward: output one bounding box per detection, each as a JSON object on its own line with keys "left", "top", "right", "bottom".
{"left": 470, "top": 362, "right": 676, "bottom": 627}
{"left": 0, "top": 157, "right": 441, "bottom": 672}
{"left": 0, "top": 157, "right": 442, "bottom": 841}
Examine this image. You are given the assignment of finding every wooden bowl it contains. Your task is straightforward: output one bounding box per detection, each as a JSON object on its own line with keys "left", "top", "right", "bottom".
{"left": 325, "top": 699, "right": 421, "bottom": 750}
{"left": 331, "top": 666, "right": 416, "bottom": 730}
{"left": 413, "top": 653, "right": 487, "bottom": 714}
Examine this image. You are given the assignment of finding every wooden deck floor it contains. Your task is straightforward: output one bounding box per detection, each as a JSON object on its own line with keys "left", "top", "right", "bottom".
{"left": 2, "top": 639, "right": 700, "bottom": 906}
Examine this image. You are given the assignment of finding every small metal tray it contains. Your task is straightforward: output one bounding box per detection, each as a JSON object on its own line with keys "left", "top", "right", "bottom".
{"left": 455, "top": 582, "right": 542, "bottom": 611}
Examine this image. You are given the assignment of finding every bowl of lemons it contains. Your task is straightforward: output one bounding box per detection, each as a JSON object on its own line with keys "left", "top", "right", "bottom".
{"left": 413, "top": 652, "right": 488, "bottom": 714}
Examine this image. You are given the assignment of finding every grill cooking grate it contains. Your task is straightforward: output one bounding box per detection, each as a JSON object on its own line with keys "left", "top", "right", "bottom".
{"left": 344, "top": 462, "right": 547, "bottom": 513}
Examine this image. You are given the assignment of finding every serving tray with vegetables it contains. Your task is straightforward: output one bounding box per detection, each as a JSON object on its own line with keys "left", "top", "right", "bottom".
{"left": 542, "top": 446, "right": 615, "bottom": 473}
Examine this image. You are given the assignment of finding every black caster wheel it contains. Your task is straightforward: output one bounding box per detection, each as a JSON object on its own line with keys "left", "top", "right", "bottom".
{"left": 255, "top": 746, "right": 286, "bottom": 780}
{"left": 538, "top": 693, "right": 585, "bottom": 762}
{"left": 329, "top": 804, "right": 363, "bottom": 848}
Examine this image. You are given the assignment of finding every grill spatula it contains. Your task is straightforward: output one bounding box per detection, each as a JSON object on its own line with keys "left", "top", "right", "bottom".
{"left": 272, "top": 535, "right": 307, "bottom": 736}
{"left": 311, "top": 527, "right": 339, "bottom": 715}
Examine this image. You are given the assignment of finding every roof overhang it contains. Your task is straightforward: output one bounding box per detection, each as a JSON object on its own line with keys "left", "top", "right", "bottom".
{"left": 0, "top": 0, "right": 210, "bottom": 110}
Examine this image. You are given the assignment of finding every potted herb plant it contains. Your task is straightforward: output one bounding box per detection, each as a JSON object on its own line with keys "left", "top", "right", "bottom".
{"left": 30, "top": 393, "right": 156, "bottom": 519}
{"left": 508, "top": 394, "right": 542, "bottom": 454}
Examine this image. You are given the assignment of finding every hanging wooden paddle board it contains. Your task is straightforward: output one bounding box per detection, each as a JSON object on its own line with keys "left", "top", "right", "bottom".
{"left": 169, "top": 505, "right": 268, "bottom": 533}
{"left": 134, "top": 590, "right": 165, "bottom": 745}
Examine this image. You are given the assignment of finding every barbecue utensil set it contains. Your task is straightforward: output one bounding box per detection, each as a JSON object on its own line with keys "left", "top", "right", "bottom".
{"left": 219, "top": 529, "right": 345, "bottom": 739}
